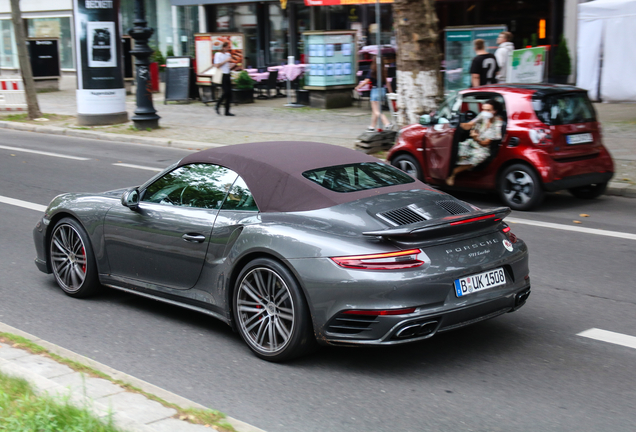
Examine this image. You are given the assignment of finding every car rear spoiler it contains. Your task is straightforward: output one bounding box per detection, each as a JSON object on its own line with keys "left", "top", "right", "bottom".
{"left": 363, "top": 207, "right": 511, "bottom": 238}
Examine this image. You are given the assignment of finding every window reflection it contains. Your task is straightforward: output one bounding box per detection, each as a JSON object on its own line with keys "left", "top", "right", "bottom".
{"left": 221, "top": 176, "right": 259, "bottom": 211}
{"left": 142, "top": 164, "right": 238, "bottom": 209}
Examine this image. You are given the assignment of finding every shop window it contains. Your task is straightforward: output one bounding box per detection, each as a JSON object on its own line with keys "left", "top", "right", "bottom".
{"left": 216, "top": 5, "right": 257, "bottom": 69}
{"left": 26, "top": 17, "right": 74, "bottom": 70}
{"left": 269, "top": 3, "right": 288, "bottom": 65}
{"left": 177, "top": 6, "right": 199, "bottom": 57}
{"left": 0, "top": 20, "right": 18, "bottom": 69}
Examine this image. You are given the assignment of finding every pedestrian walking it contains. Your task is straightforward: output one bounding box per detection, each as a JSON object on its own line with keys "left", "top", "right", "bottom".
{"left": 354, "top": 58, "right": 393, "bottom": 131}
{"left": 495, "top": 32, "right": 515, "bottom": 83}
{"left": 470, "top": 39, "right": 499, "bottom": 87}
{"left": 214, "top": 42, "right": 235, "bottom": 116}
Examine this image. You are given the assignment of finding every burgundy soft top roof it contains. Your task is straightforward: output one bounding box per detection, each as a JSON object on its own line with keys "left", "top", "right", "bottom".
{"left": 178, "top": 141, "right": 432, "bottom": 213}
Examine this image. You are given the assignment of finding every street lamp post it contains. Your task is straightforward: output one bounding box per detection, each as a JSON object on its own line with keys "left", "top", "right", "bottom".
{"left": 129, "top": 0, "right": 160, "bottom": 129}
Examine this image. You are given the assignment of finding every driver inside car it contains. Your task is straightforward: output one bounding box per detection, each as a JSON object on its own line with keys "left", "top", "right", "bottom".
{"left": 446, "top": 99, "right": 504, "bottom": 186}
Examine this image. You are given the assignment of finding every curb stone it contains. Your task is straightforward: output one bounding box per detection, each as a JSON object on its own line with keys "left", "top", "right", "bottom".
{"left": 606, "top": 181, "right": 636, "bottom": 197}
{"left": 0, "top": 119, "right": 633, "bottom": 199}
{"left": 0, "top": 322, "right": 266, "bottom": 432}
{"left": 0, "top": 120, "right": 223, "bottom": 151}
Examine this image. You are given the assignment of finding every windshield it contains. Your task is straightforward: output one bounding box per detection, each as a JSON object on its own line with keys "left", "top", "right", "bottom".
{"left": 533, "top": 92, "right": 596, "bottom": 125}
{"left": 303, "top": 162, "right": 415, "bottom": 193}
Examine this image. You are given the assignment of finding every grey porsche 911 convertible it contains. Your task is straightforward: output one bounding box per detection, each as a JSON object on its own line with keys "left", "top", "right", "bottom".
{"left": 33, "top": 141, "right": 530, "bottom": 362}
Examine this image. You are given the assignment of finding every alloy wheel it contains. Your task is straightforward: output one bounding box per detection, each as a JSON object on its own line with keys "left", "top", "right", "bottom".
{"left": 503, "top": 170, "right": 535, "bottom": 206}
{"left": 236, "top": 267, "right": 295, "bottom": 354}
{"left": 396, "top": 159, "right": 418, "bottom": 177}
{"left": 50, "top": 224, "right": 87, "bottom": 292}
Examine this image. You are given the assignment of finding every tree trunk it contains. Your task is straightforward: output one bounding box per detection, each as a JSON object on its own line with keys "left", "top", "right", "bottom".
{"left": 10, "top": 0, "right": 42, "bottom": 120}
{"left": 393, "top": 0, "right": 441, "bottom": 126}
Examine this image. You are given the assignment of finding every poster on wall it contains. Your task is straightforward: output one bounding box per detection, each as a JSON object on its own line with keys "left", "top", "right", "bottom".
{"left": 72, "top": 0, "right": 126, "bottom": 120}
{"left": 304, "top": 31, "right": 357, "bottom": 87}
{"left": 194, "top": 33, "right": 245, "bottom": 85}
{"left": 506, "top": 47, "right": 547, "bottom": 83}
{"left": 26, "top": 39, "right": 60, "bottom": 78}
{"left": 444, "top": 25, "right": 507, "bottom": 93}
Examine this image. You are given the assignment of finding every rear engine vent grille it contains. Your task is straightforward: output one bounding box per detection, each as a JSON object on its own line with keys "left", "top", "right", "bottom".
{"left": 378, "top": 207, "right": 427, "bottom": 226}
{"left": 326, "top": 314, "right": 378, "bottom": 335}
{"left": 436, "top": 200, "right": 471, "bottom": 215}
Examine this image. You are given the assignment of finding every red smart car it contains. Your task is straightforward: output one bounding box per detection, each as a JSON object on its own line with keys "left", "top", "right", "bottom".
{"left": 387, "top": 84, "right": 614, "bottom": 210}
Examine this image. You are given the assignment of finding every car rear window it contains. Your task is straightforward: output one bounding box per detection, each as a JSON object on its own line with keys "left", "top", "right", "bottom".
{"left": 303, "top": 162, "right": 415, "bottom": 193}
{"left": 532, "top": 92, "right": 597, "bottom": 125}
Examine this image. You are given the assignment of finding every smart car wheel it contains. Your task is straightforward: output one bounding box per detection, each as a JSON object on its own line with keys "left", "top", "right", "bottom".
{"left": 392, "top": 154, "right": 423, "bottom": 180}
{"left": 498, "top": 164, "right": 544, "bottom": 211}
{"left": 568, "top": 182, "right": 608, "bottom": 199}
{"left": 49, "top": 218, "right": 100, "bottom": 298}
{"left": 234, "top": 258, "right": 315, "bottom": 362}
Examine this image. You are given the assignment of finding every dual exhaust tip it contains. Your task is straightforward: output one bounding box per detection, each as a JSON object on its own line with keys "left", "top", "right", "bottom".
{"left": 394, "top": 320, "right": 439, "bottom": 339}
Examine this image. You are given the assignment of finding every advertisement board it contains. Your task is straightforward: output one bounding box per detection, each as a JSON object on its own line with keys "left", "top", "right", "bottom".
{"left": 26, "top": 38, "right": 60, "bottom": 78}
{"left": 506, "top": 47, "right": 547, "bottom": 84}
{"left": 73, "top": 0, "right": 126, "bottom": 122}
{"left": 194, "top": 33, "right": 244, "bottom": 85}
{"left": 444, "top": 25, "right": 506, "bottom": 93}
{"left": 304, "top": 31, "right": 356, "bottom": 88}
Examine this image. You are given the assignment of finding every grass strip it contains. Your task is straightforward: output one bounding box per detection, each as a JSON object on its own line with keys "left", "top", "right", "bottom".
{"left": 0, "top": 369, "right": 124, "bottom": 431}
{"left": 0, "top": 333, "right": 235, "bottom": 431}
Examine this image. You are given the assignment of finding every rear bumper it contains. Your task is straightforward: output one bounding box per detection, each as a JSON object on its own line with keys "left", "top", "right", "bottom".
{"left": 324, "top": 283, "right": 531, "bottom": 346}
{"left": 543, "top": 171, "right": 613, "bottom": 192}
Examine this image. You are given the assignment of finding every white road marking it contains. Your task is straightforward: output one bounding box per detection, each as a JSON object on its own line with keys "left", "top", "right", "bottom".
{"left": 577, "top": 328, "right": 636, "bottom": 350}
{"left": 0, "top": 195, "right": 47, "bottom": 212}
{"left": 112, "top": 163, "right": 163, "bottom": 172}
{"left": 0, "top": 144, "right": 90, "bottom": 161}
{"left": 507, "top": 217, "right": 636, "bottom": 241}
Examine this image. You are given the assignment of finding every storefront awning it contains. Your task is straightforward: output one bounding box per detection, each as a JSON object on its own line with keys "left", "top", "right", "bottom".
{"left": 304, "top": 0, "right": 394, "bottom": 5}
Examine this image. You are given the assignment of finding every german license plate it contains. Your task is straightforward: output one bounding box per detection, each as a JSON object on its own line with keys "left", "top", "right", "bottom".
{"left": 566, "top": 133, "right": 593, "bottom": 145}
{"left": 454, "top": 268, "right": 506, "bottom": 297}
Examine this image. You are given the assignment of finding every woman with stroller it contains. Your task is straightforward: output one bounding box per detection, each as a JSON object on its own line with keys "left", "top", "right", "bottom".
{"left": 446, "top": 99, "right": 504, "bottom": 186}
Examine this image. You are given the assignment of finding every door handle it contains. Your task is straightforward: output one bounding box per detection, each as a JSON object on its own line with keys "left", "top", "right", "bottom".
{"left": 182, "top": 233, "right": 206, "bottom": 243}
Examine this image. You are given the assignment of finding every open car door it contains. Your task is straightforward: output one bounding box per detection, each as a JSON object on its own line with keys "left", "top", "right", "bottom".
{"left": 425, "top": 93, "right": 461, "bottom": 180}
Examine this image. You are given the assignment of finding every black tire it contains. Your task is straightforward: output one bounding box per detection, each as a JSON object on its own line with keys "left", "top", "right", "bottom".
{"left": 498, "top": 163, "right": 544, "bottom": 211}
{"left": 392, "top": 153, "right": 423, "bottom": 180}
{"left": 233, "top": 258, "right": 315, "bottom": 362}
{"left": 568, "top": 182, "right": 608, "bottom": 199}
{"left": 49, "top": 217, "right": 100, "bottom": 298}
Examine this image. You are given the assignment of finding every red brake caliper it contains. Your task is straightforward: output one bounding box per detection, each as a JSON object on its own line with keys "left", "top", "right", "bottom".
{"left": 81, "top": 247, "right": 86, "bottom": 273}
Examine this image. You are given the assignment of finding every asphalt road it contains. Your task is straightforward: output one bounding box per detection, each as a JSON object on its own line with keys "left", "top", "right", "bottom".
{"left": 1, "top": 129, "right": 635, "bottom": 432}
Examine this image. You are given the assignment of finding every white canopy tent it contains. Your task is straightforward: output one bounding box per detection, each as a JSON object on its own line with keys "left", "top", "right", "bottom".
{"left": 578, "top": 0, "right": 636, "bottom": 102}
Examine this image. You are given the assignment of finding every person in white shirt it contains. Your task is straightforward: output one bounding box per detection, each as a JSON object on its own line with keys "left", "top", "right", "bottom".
{"left": 495, "top": 32, "right": 515, "bottom": 83}
{"left": 213, "top": 42, "right": 236, "bottom": 116}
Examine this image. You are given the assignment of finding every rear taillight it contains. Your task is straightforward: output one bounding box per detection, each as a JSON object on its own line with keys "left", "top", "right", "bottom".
{"left": 529, "top": 128, "right": 553, "bottom": 146}
{"left": 501, "top": 223, "right": 518, "bottom": 243}
{"left": 331, "top": 249, "right": 425, "bottom": 270}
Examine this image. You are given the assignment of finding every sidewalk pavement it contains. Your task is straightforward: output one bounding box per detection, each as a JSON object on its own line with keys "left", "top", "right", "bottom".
{"left": 0, "top": 75, "right": 634, "bottom": 196}
{"left": 0, "top": 322, "right": 265, "bottom": 432}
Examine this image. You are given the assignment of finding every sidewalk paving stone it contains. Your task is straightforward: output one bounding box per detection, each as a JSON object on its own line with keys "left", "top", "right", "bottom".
{"left": 96, "top": 391, "right": 177, "bottom": 424}
{"left": 12, "top": 353, "right": 75, "bottom": 378}
{"left": 50, "top": 372, "right": 126, "bottom": 399}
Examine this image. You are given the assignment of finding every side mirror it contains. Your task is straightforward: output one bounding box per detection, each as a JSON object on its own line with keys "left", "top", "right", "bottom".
{"left": 121, "top": 188, "right": 140, "bottom": 209}
{"left": 419, "top": 114, "right": 432, "bottom": 125}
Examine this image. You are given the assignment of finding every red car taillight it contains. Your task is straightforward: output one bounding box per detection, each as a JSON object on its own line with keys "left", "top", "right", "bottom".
{"left": 331, "top": 249, "right": 425, "bottom": 270}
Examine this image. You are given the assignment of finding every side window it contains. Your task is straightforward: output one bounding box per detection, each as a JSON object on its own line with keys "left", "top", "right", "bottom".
{"left": 142, "top": 164, "right": 238, "bottom": 210}
{"left": 220, "top": 176, "right": 259, "bottom": 211}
